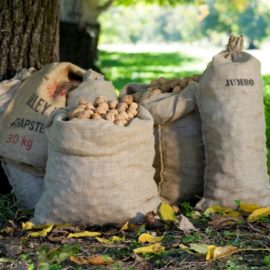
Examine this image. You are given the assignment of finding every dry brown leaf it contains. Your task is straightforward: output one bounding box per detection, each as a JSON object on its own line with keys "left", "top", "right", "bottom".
{"left": 176, "top": 215, "right": 198, "bottom": 233}
{"left": 208, "top": 216, "right": 241, "bottom": 229}
{"left": 70, "top": 255, "right": 113, "bottom": 265}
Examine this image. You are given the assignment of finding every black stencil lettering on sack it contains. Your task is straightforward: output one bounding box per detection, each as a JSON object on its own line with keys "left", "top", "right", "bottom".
{"left": 225, "top": 79, "right": 255, "bottom": 87}
{"left": 10, "top": 118, "right": 45, "bottom": 134}
{"left": 25, "top": 93, "right": 54, "bottom": 115}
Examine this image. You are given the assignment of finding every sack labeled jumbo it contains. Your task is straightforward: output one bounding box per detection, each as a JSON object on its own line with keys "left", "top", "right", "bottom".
{"left": 33, "top": 106, "right": 161, "bottom": 225}
{"left": 0, "top": 62, "right": 85, "bottom": 171}
{"left": 121, "top": 81, "right": 205, "bottom": 204}
{"left": 196, "top": 35, "right": 270, "bottom": 210}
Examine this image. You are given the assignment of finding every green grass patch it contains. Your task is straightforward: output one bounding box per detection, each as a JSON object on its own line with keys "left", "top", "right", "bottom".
{"left": 98, "top": 50, "right": 199, "bottom": 91}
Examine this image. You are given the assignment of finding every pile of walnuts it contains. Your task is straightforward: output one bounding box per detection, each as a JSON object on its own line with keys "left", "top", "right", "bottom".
{"left": 147, "top": 75, "right": 201, "bottom": 93}
{"left": 68, "top": 95, "right": 139, "bottom": 126}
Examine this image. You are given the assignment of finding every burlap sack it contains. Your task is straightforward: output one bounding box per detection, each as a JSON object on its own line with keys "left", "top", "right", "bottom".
{"left": 121, "top": 82, "right": 205, "bottom": 204}
{"left": 196, "top": 35, "right": 270, "bottom": 210}
{"left": 33, "top": 106, "right": 161, "bottom": 225}
{"left": 0, "top": 68, "right": 36, "bottom": 116}
{"left": 0, "top": 62, "right": 85, "bottom": 171}
{"left": 1, "top": 160, "right": 44, "bottom": 210}
{"left": 67, "top": 69, "right": 117, "bottom": 108}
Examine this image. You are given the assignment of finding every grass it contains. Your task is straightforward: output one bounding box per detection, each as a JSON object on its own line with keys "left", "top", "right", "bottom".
{"left": 98, "top": 50, "right": 200, "bottom": 91}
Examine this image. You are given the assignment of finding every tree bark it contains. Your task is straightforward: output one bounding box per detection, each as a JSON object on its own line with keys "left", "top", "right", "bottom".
{"left": 0, "top": 0, "right": 60, "bottom": 80}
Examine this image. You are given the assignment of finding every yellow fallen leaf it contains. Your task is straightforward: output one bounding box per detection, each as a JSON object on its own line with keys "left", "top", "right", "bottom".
{"left": 22, "top": 222, "right": 35, "bottom": 231}
{"left": 247, "top": 207, "right": 270, "bottom": 222}
{"left": 159, "top": 202, "right": 176, "bottom": 222}
{"left": 120, "top": 221, "right": 143, "bottom": 233}
{"left": 111, "top": 236, "right": 124, "bottom": 242}
{"left": 206, "top": 245, "right": 239, "bottom": 261}
{"left": 133, "top": 243, "right": 165, "bottom": 254}
{"left": 206, "top": 245, "right": 217, "bottom": 261}
{"left": 189, "top": 243, "right": 209, "bottom": 254}
{"left": 204, "top": 205, "right": 241, "bottom": 218}
{"left": 239, "top": 202, "right": 260, "bottom": 213}
{"left": 70, "top": 255, "right": 113, "bottom": 265}
{"left": 121, "top": 222, "right": 129, "bottom": 231}
{"left": 179, "top": 244, "right": 196, "bottom": 254}
{"left": 67, "top": 231, "right": 101, "bottom": 238}
{"left": 138, "top": 233, "right": 163, "bottom": 243}
{"left": 29, "top": 224, "right": 53, "bottom": 237}
{"left": 96, "top": 237, "right": 112, "bottom": 244}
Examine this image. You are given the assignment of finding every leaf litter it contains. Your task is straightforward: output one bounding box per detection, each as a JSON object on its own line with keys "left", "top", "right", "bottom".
{"left": 1, "top": 202, "right": 270, "bottom": 269}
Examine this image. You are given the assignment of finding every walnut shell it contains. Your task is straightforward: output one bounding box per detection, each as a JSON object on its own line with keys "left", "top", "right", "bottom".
{"left": 173, "top": 85, "right": 182, "bottom": 93}
{"left": 115, "top": 119, "right": 127, "bottom": 126}
{"left": 95, "top": 96, "right": 106, "bottom": 106}
{"left": 129, "top": 102, "right": 138, "bottom": 110}
{"left": 121, "top": 95, "right": 133, "bottom": 105}
{"left": 117, "top": 102, "right": 128, "bottom": 112}
{"left": 158, "top": 77, "right": 168, "bottom": 84}
{"left": 127, "top": 108, "right": 138, "bottom": 117}
{"left": 108, "top": 100, "right": 118, "bottom": 109}
{"left": 77, "top": 111, "right": 91, "bottom": 119}
{"left": 105, "top": 112, "right": 115, "bottom": 122}
{"left": 91, "top": 113, "right": 102, "bottom": 120}
{"left": 95, "top": 106, "right": 107, "bottom": 115}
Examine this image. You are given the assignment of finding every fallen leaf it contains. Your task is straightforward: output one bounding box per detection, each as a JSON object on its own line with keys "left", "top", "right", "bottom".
{"left": 176, "top": 215, "right": 198, "bottom": 233}
{"left": 120, "top": 222, "right": 144, "bottom": 233}
{"left": 121, "top": 222, "right": 129, "bottom": 231}
{"left": 206, "top": 245, "right": 239, "bottom": 261}
{"left": 204, "top": 205, "right": 241, "bottom": 218}
{"left": 159, "top": 202, "right": 176, "bottom": 222}
{"left": 179, "top": 244, "right": 195, "bottom": 254}
{"left": 29, "top": 224, "right": 53, "bottom": 237}
{"left": 96, "top": 237, "right": 112, "bottom": 244}
{"left": 111, "top": 236, "right": 124, "bottom": 242}
{"left": 0, "top": 226, "right": 14, "bottom": 234}
{"left": 248, "top": 207, "right": 270, "bottom": 222}
{"left": 67, "top": 231, "right": 101, "bottom": 238}
{"left": 133, "top": 243, "right": 165, "bottom": 254}
{"left": 189, "top": 243, "right": 209, "bottom": 254}
{"left": 239, "top": 202, "right": 260, "bottom": 213}
{"left": 206, "top": 245, "right": 217, "bottom": 261}
{"left": 209, "top": 216, "right": 241, "bottom": 229}
{"left": 190, "top": 211, "right": 202, "bottom": 219}
{"left": 70, "top": 255, "right": 113, "bottom": 265}
{"left": 22, "top": 222, "right": 35, "bottom": 231}
{"left": 138, "top": 233, "right": 163, "bottom": 243}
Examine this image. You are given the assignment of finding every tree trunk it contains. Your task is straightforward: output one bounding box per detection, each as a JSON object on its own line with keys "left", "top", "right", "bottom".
{"left": 0, "top": 0, "right": 60, "bottom": 80}
{"left": 0, "top": 0, "right": 60, "bottom": 194}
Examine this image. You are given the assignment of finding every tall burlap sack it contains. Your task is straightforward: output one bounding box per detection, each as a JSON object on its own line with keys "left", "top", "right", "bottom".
{"left": 32, "top": 106, "right": 161, "bottom": 225}
{"left": 1, "top": 160, "right": 44, "bottom": 210}
{"left": 196, "top": 35, "right": 270, "bottom": 210}
{"left": 121, "top": 82, "right": 205, "bottom": 204}
{"left": 0, "top": 62, "right": 85, "bottom": 171}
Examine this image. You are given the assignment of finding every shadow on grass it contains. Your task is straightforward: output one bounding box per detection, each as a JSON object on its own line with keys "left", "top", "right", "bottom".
{"left": 98, "top": 50, "right": 200, "bottom": 91}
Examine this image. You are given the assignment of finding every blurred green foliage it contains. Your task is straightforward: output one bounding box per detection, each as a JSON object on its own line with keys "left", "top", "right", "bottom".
{"left": 100, "top": 0, "right": 270, "bottom": 47}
